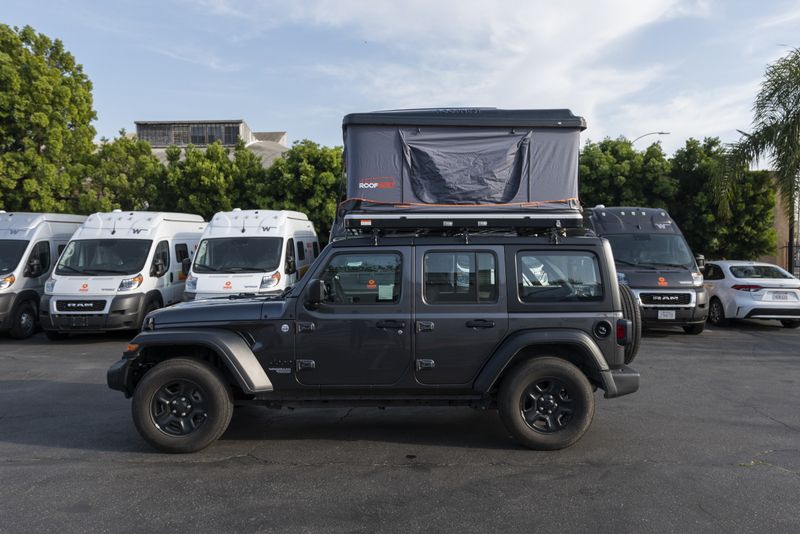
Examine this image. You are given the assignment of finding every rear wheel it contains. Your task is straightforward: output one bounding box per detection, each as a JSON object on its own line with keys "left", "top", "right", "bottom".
{"left": 498, "top": 357, "right": 595, "bottom": 450}
{"left": 132, "top": 358, "right": 233, "bottom": 453}
{"left": 9, "top": 300, "right": 37, "bottom": 339}
{"left": 619, "top": 284, "right": 641, "bottom": 364}
{"left": 780, "top": 320, "right": 800, "bottom": 329}
{"left": 683, "top": 323, "right": 705, "bottom": 335}
{"left": 708, "top": 298, "right": 728, "bottom": 327}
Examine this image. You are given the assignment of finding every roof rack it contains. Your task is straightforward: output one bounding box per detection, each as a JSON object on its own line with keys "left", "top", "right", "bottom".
{"left": 343, "top": 211, "right": 583, "bottom": 232}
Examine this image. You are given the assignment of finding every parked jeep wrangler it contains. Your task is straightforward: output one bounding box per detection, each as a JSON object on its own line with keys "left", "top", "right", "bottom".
{"left": 107, "top": 109, "right": 641, "bottom": 452}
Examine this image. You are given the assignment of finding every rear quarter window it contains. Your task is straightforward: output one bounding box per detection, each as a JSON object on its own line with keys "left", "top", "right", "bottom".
{"left": 517, "top": 251, "right": 603, "bottom": 303}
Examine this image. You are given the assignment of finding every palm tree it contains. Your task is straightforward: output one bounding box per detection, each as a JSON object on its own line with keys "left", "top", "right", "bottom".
{"left": 722, "top": 48, "right": 800, "bottom": 271}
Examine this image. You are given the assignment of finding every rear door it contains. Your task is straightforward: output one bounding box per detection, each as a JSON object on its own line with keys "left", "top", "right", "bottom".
{"left": 413, "top": 245, "right": 508, "bottom": 384}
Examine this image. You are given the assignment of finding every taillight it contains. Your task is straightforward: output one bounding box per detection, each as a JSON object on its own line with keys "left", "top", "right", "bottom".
{"left": 732, "top": 284, "right": 762, "bottom": 292}
{"left": 616, "top": 319, "right": 631, "bottom": 345}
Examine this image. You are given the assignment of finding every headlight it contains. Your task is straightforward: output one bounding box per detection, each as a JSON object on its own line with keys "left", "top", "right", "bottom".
{"left": 186, "top": 274, "right": 197, "bottom": 291}
{"left": 45, "top": 277, "right": 56, "bottom": 293}
{"left": 0, "top": 274, "right": 14, "bottom": 290}
{"left": 118, "top": 273, "right": 143, "bottom": 291}
{"left": 260, "top": 272, "right": 281, "bottom": 289}
{"left": 692, "top": 272, "right": 703, "bottom": 287}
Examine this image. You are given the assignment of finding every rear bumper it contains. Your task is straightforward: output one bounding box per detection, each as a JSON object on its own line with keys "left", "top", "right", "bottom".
{"left": 601, "top": 365, "right": 640, "bottom": 399}
{"left": 41, "top": 294, "right": 145, "bottom": 332}
{"left": 743, "top": 307, "right": 800, "bottom": 320}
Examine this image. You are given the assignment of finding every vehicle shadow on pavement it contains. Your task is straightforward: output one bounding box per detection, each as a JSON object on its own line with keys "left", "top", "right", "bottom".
{"left": 4, "top": 330, "right": 136, "bottom": 346}
{"left": 220, "top": 405, "right": 518, "bottom": 450}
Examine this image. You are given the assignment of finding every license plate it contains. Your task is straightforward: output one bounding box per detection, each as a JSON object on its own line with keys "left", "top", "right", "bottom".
{"left": 658, "top": 310, "right": 676, "bottom": 320}
{"left": 772, "top": 292, "right": 789, "bottom": 301}
{"left": 70, "top": 316, "right": 89, "bottom": 327}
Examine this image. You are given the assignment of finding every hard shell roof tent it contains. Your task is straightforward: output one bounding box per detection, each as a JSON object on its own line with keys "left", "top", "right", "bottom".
{"left": 333, "top": 108, "right": 587, "bottom": 240}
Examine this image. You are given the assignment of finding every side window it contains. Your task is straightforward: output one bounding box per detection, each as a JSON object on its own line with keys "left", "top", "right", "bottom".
{"left": 297, "top": 240, "right": 306, "bottom": 261}
{"left": 319, "top": 253, "right": 401, "bottom": 305}
{"left": 312, "top": 241, "right": 320, "bottom": 258}
{"left": 423, "top": 251, "right": 497, "bottom": 304}
{"left": 707, "top": 265, "right": 724, "bottom": 280}
{"left": 517, "top": 251, "right": 602, "bottom": 303}
{"left": 174, "top": 243, "right": 189, "bottom": 264}
{"left": 57, "top": 244, "right": 66, "bottom": 257}
{"left": 285, "top": 238, "right": 296, "bottom": 274}
{"left": 26, "top": 241, "right": 51, "bottom": 276}
{"left": 152, "top": 240, "right": 170, "bottom": 277}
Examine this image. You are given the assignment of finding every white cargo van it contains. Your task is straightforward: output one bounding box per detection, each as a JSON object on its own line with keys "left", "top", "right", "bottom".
{"left": 0, "top": 212, "right": 86, "bottom": 338}
{"left": 40, "top": 211, "right": 205, "bottom": 338}
{"left": 184, "top": 209, "right": 318, "bottom": 300}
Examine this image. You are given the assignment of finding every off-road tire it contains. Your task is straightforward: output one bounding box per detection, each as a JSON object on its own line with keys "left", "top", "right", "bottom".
{"left": 132, "top": 358, "right": 233, "bottom": 453}
{"left": 708, "top": 298, "right": 728, "bottom": 327}
{"left": 498, "top": 357, "right": 595, "bottom": 451}
{"left": 683, "top": 323, "right": 705, "bottom": 335}
{"left": 9, "top": 300, "right": 37, "bottom": 339}
{"left": 780, "top": 320, "right": 800, "bottom": 329}
{"left": 619, "top": 284, "right": 641, "bottom": 364}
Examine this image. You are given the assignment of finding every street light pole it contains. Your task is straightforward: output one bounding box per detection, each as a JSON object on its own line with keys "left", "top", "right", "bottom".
{"left": 631, "top": 131, "right": 670, "bottom": 144}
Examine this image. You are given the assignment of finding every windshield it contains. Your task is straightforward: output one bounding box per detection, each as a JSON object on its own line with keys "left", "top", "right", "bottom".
{"left": 56, "top": 239, "right": 153, "bottom": 275}
{"left": 0, "top": 240, "right": 29, "bottom": 273}
{"left": 193, "top": 237, "right": 283, "bottom": 273}
{"left": 730, "top": 265, "right": 794, "bottom": 280}
{"left": 605, "top": 234, "right": 695, "bottom": 270}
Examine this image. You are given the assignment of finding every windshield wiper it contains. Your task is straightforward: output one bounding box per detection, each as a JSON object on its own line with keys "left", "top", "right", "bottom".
{"left": 87, "top": 268, "right": 131, "bottom": 274}
{"left": 614, "top": 259, "right": 639, "bottom": 267}
{"left": 192, "top": 262, "right": 220, "bottom": 272}
{"left": 57, "top": 265, "right": 87, "bottom": 275}
{"left": 226, "top": 267, "right": 266, "bottom": 273}
{"left": 640, "top": 262, "right": 689, "bottom": 270}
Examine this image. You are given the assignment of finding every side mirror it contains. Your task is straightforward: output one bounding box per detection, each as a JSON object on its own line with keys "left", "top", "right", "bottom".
{"left": 151, "top": 258, "right": 166, "bottom": 277}
{"left": 694, "top": 254, "right": 705, "bottom": 270}
{"left": 181, "top": 258, "right": 192, "bottom": 276}
{"left": 26, "top": 258, "right": 43, "bottom": 277}
{"left": 305, "top": 279, "right": 324, "bottom": 306}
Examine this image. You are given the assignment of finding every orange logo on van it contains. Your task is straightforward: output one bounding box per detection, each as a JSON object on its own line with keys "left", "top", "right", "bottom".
{"left": 658, "top": 277, "right": 668, "bottom": 287}
{"left": 367, "top": 279, "right": 377, "bottom": 289}
{"left": 224, "top": 281, "right": 232, "bottom": 289}
{"left": 79, "top": 283, "right": 89, "bottom": 292}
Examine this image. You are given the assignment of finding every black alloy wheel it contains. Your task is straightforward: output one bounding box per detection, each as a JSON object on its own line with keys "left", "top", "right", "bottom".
{"left": 708, "top": 299, "right": 727, "bottom": 327}
{"left": 9, "top": 301, "right": 37, "bottom": 339}
{"left": 150, "top": 379, "right": 209, "bottom": 437}
{"left": 520, "top": 378, "right": 574, "bottom": 433}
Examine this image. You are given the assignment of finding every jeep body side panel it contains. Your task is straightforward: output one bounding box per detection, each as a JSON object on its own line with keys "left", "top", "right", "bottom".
{"left": 127, "top": 328, "right": 273, "bottom": 393}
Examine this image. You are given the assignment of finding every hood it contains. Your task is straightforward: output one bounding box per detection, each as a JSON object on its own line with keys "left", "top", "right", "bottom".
{"left": 617, "top": 267, "right": 696, "bottom": 290}
{"left": 150, "top": 297, "right": 289, "bottom": 327}
{"left": 50, "top": 276, "right": 122, "bottom": 296}
{"left": 193, "top": 272, "right": 271, "bottom": 294}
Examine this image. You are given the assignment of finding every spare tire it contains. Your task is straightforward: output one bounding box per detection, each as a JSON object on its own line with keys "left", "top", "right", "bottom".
{"left": 619, "top": 284, "right": 641, "bottom": 364}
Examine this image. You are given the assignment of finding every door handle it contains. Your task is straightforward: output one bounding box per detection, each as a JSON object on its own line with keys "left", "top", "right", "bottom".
{"left": 296, "top": 359, "right": 316, "bottom": 371}
{"left": 376, "top": 320, "right": 406, "bottom": 329}
{"left": 466, "top": 319, "right": 495, "bottom": 329}
{"left": 416, "top": 320, "right": 434, "bottom": 333}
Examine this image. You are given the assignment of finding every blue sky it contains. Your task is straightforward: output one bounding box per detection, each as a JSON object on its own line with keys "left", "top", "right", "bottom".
{"left": 4, "top": 0, "right": 800, "bottom": 154}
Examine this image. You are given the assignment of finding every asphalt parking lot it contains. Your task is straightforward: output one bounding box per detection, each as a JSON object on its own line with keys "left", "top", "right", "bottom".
{"left": 1, "top": 322, "right": 799, "bottom": 533}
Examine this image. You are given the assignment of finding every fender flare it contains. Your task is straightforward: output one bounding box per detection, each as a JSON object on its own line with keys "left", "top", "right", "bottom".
{"left": 474, "top": 329, "right": 610, "bottom": 394}
{"left": 128, "top": 328, "right": 273, "bottom": 394}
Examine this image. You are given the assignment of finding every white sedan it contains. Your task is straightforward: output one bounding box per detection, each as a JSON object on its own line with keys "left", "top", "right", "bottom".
{"left": 703, "top": 260, "right": 800, "bottom": 328}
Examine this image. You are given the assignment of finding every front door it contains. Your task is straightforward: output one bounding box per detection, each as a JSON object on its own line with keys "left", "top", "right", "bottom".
{"left": 295, "top": 247, "right": 412, "bottom": 386}
{"left": 414, "top": 246, "right": 508, "bottom": 384}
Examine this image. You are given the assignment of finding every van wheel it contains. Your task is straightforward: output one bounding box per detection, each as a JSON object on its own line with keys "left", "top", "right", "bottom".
{"left": 619, "top": 285, "right": 641, "bottom": 364}
{"left": 781, "top": 320, "right": 800, "bottom": 329}
{"left": 9, "top": 300, "right": 37, "bottom": 339}
{"left": 708, "top": 298, "right": 728, "bottom": 326}
{"left": 498, "top": 357, "right": 595, "bottom": 450}
{"left": 683, "top": 323, "right": 705, "bottom": 335}
{"left": 45, "top": 330, "right": 69, "bottom": 341}
{"left": 132, "top": 358, "right": 233, "bottom": 453}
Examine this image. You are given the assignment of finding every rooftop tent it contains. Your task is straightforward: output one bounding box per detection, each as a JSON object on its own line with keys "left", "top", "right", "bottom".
{"left": 334, "top": 108, "right": 586, "bottom": 237}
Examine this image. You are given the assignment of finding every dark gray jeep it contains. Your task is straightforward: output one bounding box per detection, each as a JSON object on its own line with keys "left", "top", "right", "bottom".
{"left": 107, "top": 109, "right": 641, "bottom": 452}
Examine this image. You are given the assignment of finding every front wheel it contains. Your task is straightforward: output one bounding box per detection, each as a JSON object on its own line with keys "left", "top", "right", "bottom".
{"left": 9, "top": 300, "right": 37, "bottom": 339}
{"left": 781, "top": 320, "right": 800, "bottom": 329}
{"left": 498, "top": 357, "right": 595, "bottom": 450}
{"left": 132, "top": 358, "right": 233, "bottom": 453}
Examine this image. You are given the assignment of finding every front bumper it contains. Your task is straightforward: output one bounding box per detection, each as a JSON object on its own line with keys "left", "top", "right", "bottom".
{"left": 634, "top": 287, "right": 708, "bottom": 327}
{"left": 601, "top": 365, "right": 640, "bottom": 398}
{"left": 41, "top": 294, "right": 146, "bottom": 333}
{"left": 107, "top": 355, "right": 136, "bottom": 397}
{"left": 0, "top": 292, "right": 17, "bottom": 331}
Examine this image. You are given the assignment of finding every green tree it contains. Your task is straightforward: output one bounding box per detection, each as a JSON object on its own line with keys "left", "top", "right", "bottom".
{"left": 0, "top": 25, "right": 96, "bottom": 211}
{"left": 722, "top": 48, "right": 800, "bottom": 269}
{"left": 73, "top": 131, "right": 163, "bottom": 213}
{"left": 579, "top": 138, "right": 675, "bottom": 209}
{"left": 672, "top": 138, "right": 775, "bottom": 259}
{"left": 263, "top": 140, "right": 342, "bottom": 242}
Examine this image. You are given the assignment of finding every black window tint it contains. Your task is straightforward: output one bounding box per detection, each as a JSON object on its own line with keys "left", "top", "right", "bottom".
{"left": 27, "top": 241, "right": 51, "bottom": 275}
{"left": 297, "top": 240, "right": 305, "bottom": 261}
{"left": 174, "top": 243, "right": 190, "bottom": 264}
{"left": 312, "top": 242, "right": 320, "bottom": 258}
{"left": 424, "top": 252, "right": 497, "bottom": 304}
{"left": 320, "top": 253, "right": 401, "bottom": 305}
{"left": 705, "top": 264, "right": 722, "bottom": 280}
{"left": 517, "top": 252, "right": 602, "bottom": 303}
{"left": 152, "top": 240, "right": 170, "bottom": 276}
{"left": 57, "top": 244, "right": 66, "bottom": 256}
{"left": 285, "top": 238, "right": 296, "bottom": 274}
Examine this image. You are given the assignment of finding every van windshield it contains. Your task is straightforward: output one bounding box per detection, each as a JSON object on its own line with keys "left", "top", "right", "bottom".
{"left": 56, "top": 239, "right": 153, "bottom": 275}
{"left": 193, "top": 237, "right": 283, "bottom": 273}
{"left": 0, "top": 240, "right": 29, "bottom": 273}
{"left": 605, "top": 234, "right": 695, "bottom": 270}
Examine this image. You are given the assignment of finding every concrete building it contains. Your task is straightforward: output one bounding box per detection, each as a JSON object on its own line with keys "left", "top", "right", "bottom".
{"left": 134, "top": 120, "right": 289, "bottom": 168}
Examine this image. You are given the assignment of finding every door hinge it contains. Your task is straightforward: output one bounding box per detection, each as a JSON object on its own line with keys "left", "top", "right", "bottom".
{"left": 416, "top": 359, "right": 436, "bottom": 371}
{"left": 296, "top": 359, "right": 316, "bottom": 371}
{"left": 296, "top": 321, "right": 315, "bottom": 333}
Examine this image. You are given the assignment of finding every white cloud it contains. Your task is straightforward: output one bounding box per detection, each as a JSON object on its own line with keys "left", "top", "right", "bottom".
{"left": 148, "top": 46, "right": 242, "bottom": 72}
